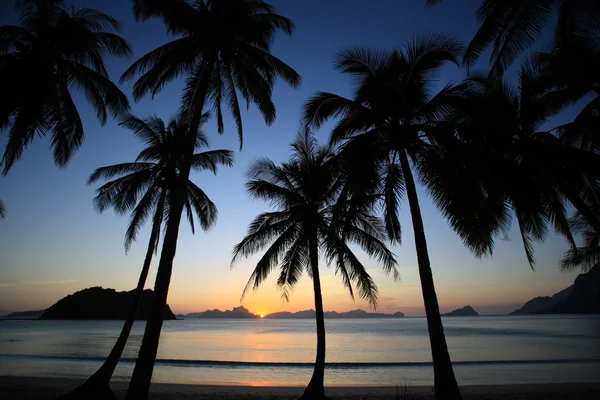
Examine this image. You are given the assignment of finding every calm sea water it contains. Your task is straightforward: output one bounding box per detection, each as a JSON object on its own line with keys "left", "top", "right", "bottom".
{"left": 0, "top": 316, "right": 599, "bottom": 386}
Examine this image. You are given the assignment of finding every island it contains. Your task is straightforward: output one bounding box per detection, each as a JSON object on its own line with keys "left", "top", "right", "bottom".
{"left": 441, "top": 306, "right": 479, "bottom": 316}
{"left": 178, "top": 307, "right": 406, "bottom": 319}
{"left": 1, "top": 310, "right": 45, "bottom": 319}
{"left": 511, "top": 263, "right": 600, "bottom": 315}
{"left": 510, "top": 286, "right": 573, "bottom": 315}
{"left": 40, "top": 287, "right": 176, "bottom": 320}
{"left": 182, "top": 306, "right": 259, "bottom": 318}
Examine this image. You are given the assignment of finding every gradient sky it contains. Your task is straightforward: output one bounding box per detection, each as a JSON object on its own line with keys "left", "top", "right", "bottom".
{"left": 0, "top": 0, "right": 585, "bottom": 317}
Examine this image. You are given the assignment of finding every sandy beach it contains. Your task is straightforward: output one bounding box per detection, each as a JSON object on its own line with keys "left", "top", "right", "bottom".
{"left": 1, "top": 376, "right": 599, "bottom": 400}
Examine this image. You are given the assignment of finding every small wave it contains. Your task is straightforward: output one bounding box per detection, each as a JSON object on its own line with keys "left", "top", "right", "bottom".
{"left": 2, "top": 354, "right": 599, "bottom": 368}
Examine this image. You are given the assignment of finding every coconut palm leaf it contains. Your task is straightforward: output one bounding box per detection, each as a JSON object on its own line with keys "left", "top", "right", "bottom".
{"left": 428, "top": 0, "right": 599, "bottom": 75}
{"left": 1, "top": 0, "right": 131, "bottom": 174}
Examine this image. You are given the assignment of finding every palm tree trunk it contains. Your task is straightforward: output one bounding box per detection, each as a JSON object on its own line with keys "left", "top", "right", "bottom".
{"left": 398, "top": 150, "right": 462, "bottom": 400}
{"left": 301, "top": 230, "right": 327, "bottom": 399}
{"left": 125, "top": 62, "right": 214, "bottom": 400}
{"left": 93, "top": 193, "right": 166, "bottom": 382}
{"left": 56, "top": 196, "right": 166, "bottom": 400}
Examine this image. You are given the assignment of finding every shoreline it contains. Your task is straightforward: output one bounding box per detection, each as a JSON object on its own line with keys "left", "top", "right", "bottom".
{"left": 2, "top": 376, "right": 599, "bottom": 399}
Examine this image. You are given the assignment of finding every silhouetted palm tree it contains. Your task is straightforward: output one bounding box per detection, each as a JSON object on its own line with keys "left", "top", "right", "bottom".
{"left": 0, "top": 0, "right": 131, "bottom": 174}
{"left": 452, "top": 63, "right": 600, "bottom": 254}
{"left": 561, "top": 206, "right": 600, "bottom": 272}
{"left": 57, "top": 114, "right": 232, "bottom": 400}
{"left": 0, "top": 199, "right": 5, "bottom": 218}
{"left": 303, "top": 34, "right": 483, "bottom": 400}
{"left": 232, "top": 131, "right": 398, "bottom": 399}
{"left": 426, "top": 0, "right": 600, "bottom": 76}
{"left": 120, "top": 1, "right": 300, "bottom": 397}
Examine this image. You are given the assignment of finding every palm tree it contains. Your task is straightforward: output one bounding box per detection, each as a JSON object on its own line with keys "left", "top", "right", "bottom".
{"left": 232, "top": 131, "right": 398, "bottom": 399}
{"left": 450, "top": 62, "right": 600, "bottom": 256}
{"left": 0, "top": 0, "right": 131, "bottom": 174}
{"left": 302, "top": 34, "right": 490, "bottom": 400}
{"left": 426, "top": 0, "right": 600, "bottom": 76}
{"left": 57, "top": 114, "right": 233, "bottom": 400}
{"left": 0, "top": 199, "right": 5, "bottom": 218}
{"left": 120, "top": 2, "right": 300, "bottom": 397}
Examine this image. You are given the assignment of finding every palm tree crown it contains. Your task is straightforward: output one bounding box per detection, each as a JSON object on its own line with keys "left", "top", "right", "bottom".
{"left": 88, "top": 113, "right": 234, "bottom": 247}
{"left": 1, "top": 0, "right": 131, "bottom": 173}
{"left": 122, "top": 0, "right": 301, "bottom": 148}
{"left": 427, "top": 0, "right": 600, "bottom": 76}
{"left": 448, "top": 62, "right": 600, "bottom": 264}
{"left": 232, "top": 130, "right": 398, "bottom": 305}
{"left": 303, "top": 33, "right": 492, "bottom": 253}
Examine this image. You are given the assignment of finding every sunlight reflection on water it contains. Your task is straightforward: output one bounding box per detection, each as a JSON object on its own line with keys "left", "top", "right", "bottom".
{"left": 1, "top": 316, "right": 599, "bottom": 386}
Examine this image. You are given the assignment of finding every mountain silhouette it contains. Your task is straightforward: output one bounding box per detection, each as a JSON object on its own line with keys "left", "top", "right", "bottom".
{"left": 511, "top": 263, "right": 600, "bottom": 315}
{"left": 441, "top": 306, "right": 479, "bottom": 316}
{"left": 40, "top": 287, "right": 176, "bottom": 320}
{"left": 181, "top": 306, "right": 258, "bottom": 318}
{"left": 1, "top": 310, "right": 45, "bottom": 319}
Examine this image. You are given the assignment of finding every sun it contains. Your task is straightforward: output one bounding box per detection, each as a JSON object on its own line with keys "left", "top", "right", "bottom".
{"left": 260, "top": 314, "right": 265, "bottom": 318}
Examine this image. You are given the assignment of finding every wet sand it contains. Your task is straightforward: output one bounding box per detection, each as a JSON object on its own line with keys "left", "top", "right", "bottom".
{"left": 1, "top": 376, "right": 599, "bottom": 399}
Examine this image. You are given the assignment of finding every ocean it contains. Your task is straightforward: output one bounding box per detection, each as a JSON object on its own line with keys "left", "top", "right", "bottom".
{"left": 0, "top": 315, "right": 599, "bottom": 387}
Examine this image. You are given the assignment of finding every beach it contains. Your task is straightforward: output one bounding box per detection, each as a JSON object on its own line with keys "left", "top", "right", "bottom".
{"left": 1, "top": 376, "right": 599, "bottom": 399}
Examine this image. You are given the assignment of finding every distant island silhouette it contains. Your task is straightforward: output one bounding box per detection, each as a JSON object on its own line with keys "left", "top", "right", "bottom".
{"left": 4, "top": 264, "right": 599, "bottom": 319}
{"left": 441, "top": 306, "right": 479, "bottom": 317}
{"left": 39, "top": 287, "right": 176, "bottom": 320}
{"left": 511, "top": 263, "right": 600, "bottom": 315}
{"left": 1, "top": 310, "right": 45, "bottom": 319}
{"left": 178, "top": 307, "right": 405, "bottom": 319}
{"left": 178, "top": 306, "right": 259, "bottom": 319}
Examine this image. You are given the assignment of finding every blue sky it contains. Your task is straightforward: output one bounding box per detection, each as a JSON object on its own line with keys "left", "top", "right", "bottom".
{"left": 0, "top": 0, "right": 583, "bottom": 316}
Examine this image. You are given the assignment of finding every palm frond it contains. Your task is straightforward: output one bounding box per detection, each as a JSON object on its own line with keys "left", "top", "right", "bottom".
{"left": 561, "top": 246, "right": 600, "bottom": 272}
{"left": 383, "top": 161, "right": 404, "bottom": 244}
{"left": 276, "top": 236, "right": 308, "bottom": 302}
{"left": 240, "top": 225, "right": 299, "bottom": 300}
{"left": 186, "top": 180, "right": 218, "bottom": 231}
{"left": 232, "top": 212, "right": 296, "bottom": 263}
{"left": 88, "top": 162, "right": 155, "bottom": 183}
{"left": 191, "top": 150, "right": 235, "bottom": 173}
{"left": 124, "top": 183, "right": 161, "bottom": 251}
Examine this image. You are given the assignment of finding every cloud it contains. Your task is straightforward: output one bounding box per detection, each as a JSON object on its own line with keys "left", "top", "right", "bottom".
{"left": 0, "top": 283, "right": 16, "bottom": 288}
{"left": 23, "top": 279, "right": 77, "bottom": 285}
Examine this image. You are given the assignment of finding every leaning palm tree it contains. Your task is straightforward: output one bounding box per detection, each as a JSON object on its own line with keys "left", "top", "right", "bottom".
{"left": 232, "top": 131, "right": 398, "bottom": 399}
{"left": 426, "top": 0, "right": 600, "bottom": 76}
{"left": 120, "top": 2, "right": 300, "bottom": 397}
{"left": 0, "top": 0, "right": 131, "bottom": 174}
{"left": 302, "top": 34, "right": 489, "bottom": 400}
{"left": 57, "top": 114, "right": 233, "bottom": 400}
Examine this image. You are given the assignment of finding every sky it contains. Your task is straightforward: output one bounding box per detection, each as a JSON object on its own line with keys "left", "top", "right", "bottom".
{"left": 0, "top": 0, "right": 586, "bottom": 317}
